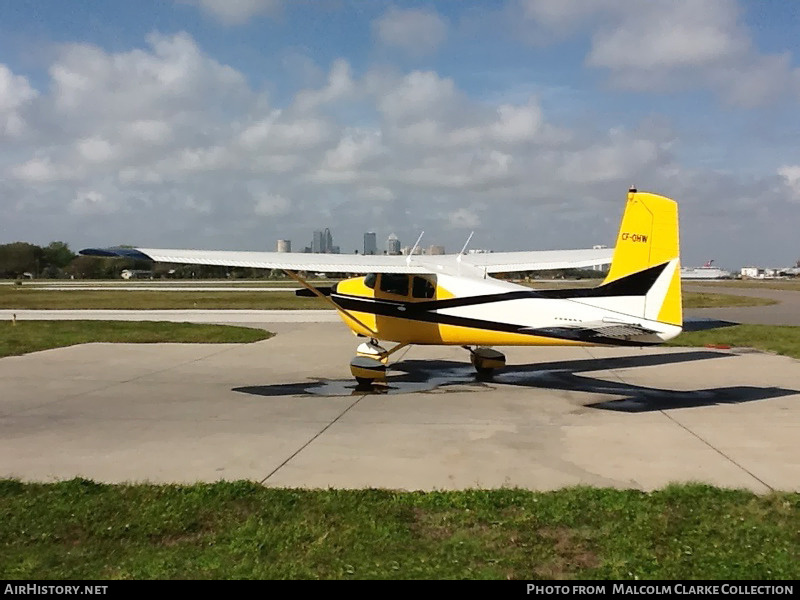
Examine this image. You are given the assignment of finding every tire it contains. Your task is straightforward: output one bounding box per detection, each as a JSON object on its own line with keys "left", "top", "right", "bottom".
{"left": 475, "top": 367, "right": 494, "bottom": 380}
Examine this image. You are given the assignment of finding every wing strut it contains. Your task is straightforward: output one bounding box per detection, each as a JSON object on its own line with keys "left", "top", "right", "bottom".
{"left": 283, "top": 270, "right": 378, "bottom": 336}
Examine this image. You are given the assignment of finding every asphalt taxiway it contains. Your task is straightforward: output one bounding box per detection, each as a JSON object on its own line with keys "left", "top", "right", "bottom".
{"left": 684, "top": 284, "right": 800, "bottom": 326}
{"left": 1, "top": 321, "right": 798, "bottom": 492}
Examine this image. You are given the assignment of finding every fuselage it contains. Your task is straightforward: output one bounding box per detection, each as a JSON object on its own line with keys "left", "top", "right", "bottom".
{"left": 329, "top": 273, "right": 681, "bottom": 347}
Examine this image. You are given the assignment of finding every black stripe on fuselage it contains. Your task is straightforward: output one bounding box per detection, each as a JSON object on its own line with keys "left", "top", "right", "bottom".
{"left": 332, "top": 261, "right": 669, "bottom": 313}
{"left": 330, "top": 293, "right": 659, "bottom": 347}
{"left": 533, "top": 261, "right": 669, "bottom": 299}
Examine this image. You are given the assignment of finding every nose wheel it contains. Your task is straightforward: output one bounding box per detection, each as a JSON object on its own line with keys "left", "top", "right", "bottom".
{"left": 350, "top": 339, "right": 409, "bottom": 386}
{"left": 466, "top": 346, "right": 506, "bottom": 380}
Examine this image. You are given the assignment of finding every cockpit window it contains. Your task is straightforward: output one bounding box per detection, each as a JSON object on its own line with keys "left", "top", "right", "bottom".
{"left": 412, "top": 276, "right": 435, "bottom": 299}
{"left": 364, "top": 273, "right": 377, "bottom": 289}
{"left": 379, "top": 273, "right": 409, "bottom": 296}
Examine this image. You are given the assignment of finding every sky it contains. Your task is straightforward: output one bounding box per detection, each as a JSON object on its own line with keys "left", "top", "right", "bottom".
{"left": 1, "top": 0, "right": 799, "bottom": 268}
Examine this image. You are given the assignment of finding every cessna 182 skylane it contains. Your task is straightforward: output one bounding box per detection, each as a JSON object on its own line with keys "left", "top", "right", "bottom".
{"left": 81, "top": 188, "right": 682, "bottom": 385}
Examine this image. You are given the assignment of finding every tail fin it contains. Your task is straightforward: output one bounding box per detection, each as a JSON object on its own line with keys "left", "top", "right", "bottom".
{"left": 603, "top": 188, "right": 682, "bottom": 327}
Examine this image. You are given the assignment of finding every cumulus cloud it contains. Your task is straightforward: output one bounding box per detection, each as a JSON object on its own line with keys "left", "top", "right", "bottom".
{"left": 586, "top": 1, "right": 747, "bottom": 70}
{"left": 180, "top": 0, "right": 282, "bottom": 25}
{"left": 448, "top": 207, "right": 481, "bottom": 229}
{"left": 315, "top": 129, "right": 387, "bottom": 182}
{"left": 70, "top": 190, "right": 117, "bottom": 215}
{"left": 253, "top": 192, "right": 291, "bottom": 216}
{"left": 517, "top": 0, "right": 800, "bottom": 107}
{"left": 373, "top": 7, "right": 448, "bottom": 57}
{"left": 778, "top": 166, "right": 800, "bottom": 201}
{"left": 0, "top": 64, "right": 38, "bottom": 137}
{"left": 294, "top": 59, "right": 355, "bottom": 112}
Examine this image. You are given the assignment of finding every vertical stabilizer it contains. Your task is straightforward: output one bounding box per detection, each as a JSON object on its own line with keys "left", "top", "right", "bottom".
{"left": 603, "top": 189, "right": 682, "bottom": 326}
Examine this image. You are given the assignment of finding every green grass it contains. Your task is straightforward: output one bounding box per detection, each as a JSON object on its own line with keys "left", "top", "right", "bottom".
{"left": 0, "top": 287, "right": 326, "bottom": 309}
{"left": 687, "top": 280, "right": 800, "bottom": 292}
{"left": 667, "top": 325, "right": 800, "bottom": 359}
{"left": 0, "top": 480, "right": 796, "bottom": 580}
{"left": 0, "top": 321, "right": 272, "bottom": 358}
{"left": 681, "top": 292, "right": 776, "bottom": 308}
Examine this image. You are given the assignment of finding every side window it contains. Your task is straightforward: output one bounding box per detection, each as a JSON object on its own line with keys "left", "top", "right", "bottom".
{"left": 364, "top": 273, "right": 377, "bottom": 289}
{"left": 412, "top": 276, "right": 435, "bottom": 299}
{"left": 380, "top": 273, "right": 409, "bottom": 296}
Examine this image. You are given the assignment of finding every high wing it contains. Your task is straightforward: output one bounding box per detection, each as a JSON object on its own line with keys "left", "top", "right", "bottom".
{"left": 79, "top": 246, "right": 614, "bottom": 275}
{"left": 80, "top": 247, "right": 430, "bottom": 274}
{"left": 457, "top": 248, "right": 613, "bottom": 273}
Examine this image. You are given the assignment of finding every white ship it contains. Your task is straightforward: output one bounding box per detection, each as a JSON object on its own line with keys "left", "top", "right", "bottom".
{"left": 680, "top": 260, "right": 731, "bottom": 280}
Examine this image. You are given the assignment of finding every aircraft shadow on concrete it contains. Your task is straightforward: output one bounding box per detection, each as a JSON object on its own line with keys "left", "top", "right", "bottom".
{"left": 233, "top": 349, "right": 798, "bottom": 412}
{"left": 682, "top": 318, "right": 739, "bottom": 332}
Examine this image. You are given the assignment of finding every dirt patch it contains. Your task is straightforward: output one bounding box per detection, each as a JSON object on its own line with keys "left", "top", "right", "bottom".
{"left": 533, "top": 527, "right": 599, "bottom": 579}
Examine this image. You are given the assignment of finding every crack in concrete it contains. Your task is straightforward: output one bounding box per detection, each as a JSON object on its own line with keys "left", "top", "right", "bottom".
{"left": 587, "top": 347, "right": 775, "bottom": 492}
{"left": 260, "top": 392, "right": 367, "bottom": 484}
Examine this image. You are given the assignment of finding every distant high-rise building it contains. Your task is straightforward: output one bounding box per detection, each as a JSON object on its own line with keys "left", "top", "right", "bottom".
{"left": 428, "top": 245, "right": 445, "bottom": 255}
{"left": 276, "top": 240, "right": 291, "bottom": 253}
{"left": 386, "top": 233, "right": 401, "bottom": 255}
{"left": 311, "top": 230, "right": 324, "bottom": 253}
{"left": 311, "top": 228, "right": 336, "bottom": 253}
{"left": 363, "top": 232, "right": 377, "bottom": 255}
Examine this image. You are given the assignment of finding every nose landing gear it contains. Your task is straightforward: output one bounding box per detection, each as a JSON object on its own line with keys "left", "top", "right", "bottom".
{"left": 349, "top": 339, "right": 409, "bottom": 386}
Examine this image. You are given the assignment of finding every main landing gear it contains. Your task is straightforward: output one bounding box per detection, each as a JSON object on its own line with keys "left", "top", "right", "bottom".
{"left": 349, "top": 340, "right": 507, "bottom": 386}
{"left": 465, "top": 346, "right": 506, "bottom": 380}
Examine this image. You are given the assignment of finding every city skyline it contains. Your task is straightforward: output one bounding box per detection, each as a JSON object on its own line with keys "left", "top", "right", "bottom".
{"left": 286, "top": 229, "right": 449, "bottom": 255}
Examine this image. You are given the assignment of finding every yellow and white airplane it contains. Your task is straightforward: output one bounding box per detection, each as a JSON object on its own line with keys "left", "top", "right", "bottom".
{"left": 82, "top": 187, "right": 682, "bottom": 384}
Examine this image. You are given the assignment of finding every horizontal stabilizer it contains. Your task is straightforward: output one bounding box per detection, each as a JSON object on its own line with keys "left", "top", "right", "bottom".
{"left": 525, "top": 322, "right": 660, "bottom": 343}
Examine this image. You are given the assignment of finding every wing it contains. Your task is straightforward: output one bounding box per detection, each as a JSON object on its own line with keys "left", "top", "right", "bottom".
{"left": 456, "top": 248, "right": 614, "bottom": 273}
{"left": 79, "top": 247, "right": 430, "bottom": 274}
{"left": 79, "top": 246, "right": 614, "bottom": 275}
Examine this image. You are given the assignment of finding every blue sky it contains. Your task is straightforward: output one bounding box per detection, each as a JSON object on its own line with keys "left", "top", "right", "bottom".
{"left": 2, "top": 0, "right": 799, "bottom": 268}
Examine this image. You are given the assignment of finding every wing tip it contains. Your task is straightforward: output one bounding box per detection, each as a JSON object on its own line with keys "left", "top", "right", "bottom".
{"left": 79, "top": 247, "right": 153, "bottom": 261}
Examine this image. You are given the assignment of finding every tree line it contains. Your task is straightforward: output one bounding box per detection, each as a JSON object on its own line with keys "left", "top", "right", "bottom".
{"left": 0, "top": 242, "right": 77, "bottom": 279}
{"left": 0, "top": 241, "right": 289, "bottom": 279}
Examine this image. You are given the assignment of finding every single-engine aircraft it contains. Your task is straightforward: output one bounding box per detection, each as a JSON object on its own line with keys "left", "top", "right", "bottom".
{"left": 81, "top": 187, "right": 682, "bottom": 385}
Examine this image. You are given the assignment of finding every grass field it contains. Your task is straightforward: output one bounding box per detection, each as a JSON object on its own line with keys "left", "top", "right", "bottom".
{"left": 667, "top": 325, "right": 800, "bottom": 359}
{"left": 0, "top": 287, "right": 325, "bottom": 309}
{"left": 687, "top": 280, "right": 800, "bottom": 292}
{"left": 0, "top": 321, "right": 271, "bottom": 358}
{"left": 681, "top": 292, "right": 776, "bottom": 308}
{"left": 0, "top": 286, "right": 774, "bottom": 310}
{"left": 0, "top": 480, "right": 796, "bottom": 580}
